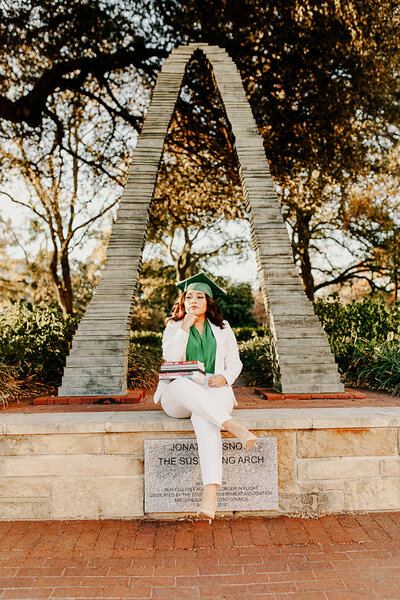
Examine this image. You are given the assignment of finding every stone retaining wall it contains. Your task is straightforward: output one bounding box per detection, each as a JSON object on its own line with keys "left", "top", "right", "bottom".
{"left": 0, "top": 408, "right": 399, "bottom": 519}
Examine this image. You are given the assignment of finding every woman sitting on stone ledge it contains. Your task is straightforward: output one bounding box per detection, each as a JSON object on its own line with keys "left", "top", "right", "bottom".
{"left": 153, "top": 272, "right": 257, "bottom": 520}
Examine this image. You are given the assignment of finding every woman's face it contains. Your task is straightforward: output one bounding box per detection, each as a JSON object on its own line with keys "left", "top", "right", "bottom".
{"left": 184, "top": 290, "right": 208, "bottom": 318}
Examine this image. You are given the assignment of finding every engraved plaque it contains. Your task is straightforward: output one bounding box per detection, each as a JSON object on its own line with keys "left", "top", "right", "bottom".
{"left": 144, "top": 437, "right": 278, "bottom": 513}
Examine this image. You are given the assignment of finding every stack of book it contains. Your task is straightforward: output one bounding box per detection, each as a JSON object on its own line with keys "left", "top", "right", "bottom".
{"left": 159, "top": 361, "right": 206, "bottom": 385}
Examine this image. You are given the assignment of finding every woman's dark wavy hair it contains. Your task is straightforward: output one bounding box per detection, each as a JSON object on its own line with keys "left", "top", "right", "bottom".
{"left": 166, "top": 291, "right": 225, "bottom": 329}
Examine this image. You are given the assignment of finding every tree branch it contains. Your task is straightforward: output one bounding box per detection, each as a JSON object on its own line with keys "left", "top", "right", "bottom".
{"left": 0, "top": 44, "right": 167, "bottom": 127}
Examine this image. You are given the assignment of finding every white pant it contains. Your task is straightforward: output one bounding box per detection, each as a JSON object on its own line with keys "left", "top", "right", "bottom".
{"left": 160, "top": 376, "right": 235, "bottom": 486}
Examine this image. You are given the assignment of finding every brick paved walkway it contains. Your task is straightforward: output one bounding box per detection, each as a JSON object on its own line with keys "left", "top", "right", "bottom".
{"left": 1, "top": 513, "right": 400, "bottom": 599}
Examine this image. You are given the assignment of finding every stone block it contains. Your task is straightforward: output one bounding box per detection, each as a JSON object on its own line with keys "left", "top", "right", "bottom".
{"left": 279, "top": 490, "right": 344, "bottom": 515}
{"left": 380, "top": 457, "right": 400, "bottom": 477}
{"left": 51, "top": 477, "right": 143, "bottom": 518}
{"left": 65, "top": 455, "right": 142, "bottom": 476}
{"left": 343, "top": 479, "right": 400, "bottom": 511}
{"left": 297, "top": 480, "right": 345, "bottom": 493}
{"left": 257, "top": 430, "right": 295, "bottom": 494}
{"left": 0, "top": 499, "right": 50, "bottom": 520}
{"left": 305, "top": 407, "right": 400, "bottom": 428}
{"left": 145, "top": 437, "right": 278, "bottom": 513}
{"left": 30, "top": 434, "right": 102, "bottom": 455}
{"left": 104, "top": 432, "right": 195, "bottom": 455}
{"left": 0, "top": 456, "right": 65, "bottom": 477}
{"left": 0, "top": 436, "right": 29, "bottom": 455}
{"left": 0, "top": 478, "right": 51, "bottom": 498}
{"left": 297, "top": 457, "right": 380, "bottom": 480}
{"left": 297, "top": 429, "right": 397, "bottom": 457}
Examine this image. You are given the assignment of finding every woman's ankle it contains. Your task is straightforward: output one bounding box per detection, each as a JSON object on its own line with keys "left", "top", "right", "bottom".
{"left": 200, "top": 484, "right": 218, "bottom": 509}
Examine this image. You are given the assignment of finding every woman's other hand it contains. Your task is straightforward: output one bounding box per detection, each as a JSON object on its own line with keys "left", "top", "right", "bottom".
{"left": 181, "top": 311, "right": 198, "bottom": 332}
{"left": 208, "top": 374, "right": 227, "bottom": 388}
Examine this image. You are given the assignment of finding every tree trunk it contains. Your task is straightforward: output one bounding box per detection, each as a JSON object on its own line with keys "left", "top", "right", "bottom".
{"left": 60, "top": 246, "right": 74, "bottom": 315}
{"left": 49, "top": 243, "right": 74, "bottom": 315}
{"left": 296, "top": 210, "right": 315, "bottom": 301}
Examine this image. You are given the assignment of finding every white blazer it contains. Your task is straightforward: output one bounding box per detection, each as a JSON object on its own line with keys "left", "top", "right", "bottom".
{"left": 153, "top": 318, "right": 243, "bottom": 405}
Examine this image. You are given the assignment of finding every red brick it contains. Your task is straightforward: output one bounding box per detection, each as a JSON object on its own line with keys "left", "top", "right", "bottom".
{"left": 54, "top": 397, "right": 68, "bottom": 405}
{"left": 249, "top": 581, "right": 297, "bottom": 594}
{"left": 33, "top": 397, "right": 49, "bottom": 405}
{"left": 282, "top": 516, "right": 312, "bottom": 545}
{"left": 64, "top": 566, "right": 109, "bottom": 577}
{"left": 275, "top": 594, "right": 325, "bottom": 600}
{"left": 324, "top": 591, "right": 376, "bottom": 600}
{"left": 221, "top": 572, "right": 269, "bottom": 585}
{"left": 100, "top": 586, "right": 130, "bottom": 598}
{"left": 126, "top": 587, "right": 152, "bottom": 598}
{"left": 269, "top": 570, "right": 315, "bottom": 582}
{"left": 229, "top": 518, "right": 253, "bottom": 547}
{"left": 3, "top": 590, "right": 54, "bottom": 599}
{"left": 211, "top": 519, "right": 233, "bottom": 548}
{"left": 174, "top": 521, "right": 194, "bottom": 550}
{"left": 0, "top": 568, "right": 18, "bottom": 577}
{"left": 194, "top": 520, "right": 213, "bottom": 548}
{"left": 154, "top": 522, "right": 175, "bottom": 550}
{"left": 33, "top": 575, "right": 81, "bottom": 587}
{"left": 51, "top": 587, "right": 103, "bottom": 598}
{"left": 387, "top": 512, "right": 400, "bottom": 525}
{"left": 248, "top": 517, "right": 274, "bottom": 546}
{"left": 152, "top": 586, "right": 199, "bottom": 599}
{"left": 0, "top": 577, "right": 35, "bottom": 587}
{"left": 115, "top": 520, "right": 138, "bottom": 550}
{"left": 265, "top": 517, "right": 291, "bottom": 545}
{"left": 243, "top": 558, "right": 285, "bottom": 574}
{"left": 335, "top": 514, "right": 372, "bottom": 543}
{"left": 197, "top": 564, "right": 243, "bottom": 575}
{"left": 177, "top": 575, "right": 221, "bottom": 586}
{"left": 134, "top": 521, "right": 157, "bottom": 550}
{"left": 372, "top": 512, "right": 400, "bottom": 539}
{"left": 287, "top": 559, "right": 334, "bottom": 572}
{"left": 319, "top": 515, "right": 353, "bottom": 544}
{"left": 296, "top": 578, "right": 346, "bottom": 591}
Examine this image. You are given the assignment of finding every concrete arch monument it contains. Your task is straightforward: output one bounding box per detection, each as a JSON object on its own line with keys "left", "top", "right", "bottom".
{"left": 59, "top": 43, "right": 343, "bottom": 396}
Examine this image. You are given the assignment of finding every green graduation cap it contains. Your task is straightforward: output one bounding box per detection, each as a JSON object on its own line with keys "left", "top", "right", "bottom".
{"left": 176, "top": 272, "right": 226, "bottom": 299}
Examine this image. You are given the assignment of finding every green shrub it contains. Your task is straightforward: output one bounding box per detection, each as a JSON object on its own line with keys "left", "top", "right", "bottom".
{"left": 232, "top": 326, "right": 269, "bottom": 342}
{"left": 127, "top": 342, "right": 163, "bottom": 389}
{"left": 0, "top": 303, "right": 77, "bottom": 387}
{"left": 130, "top": 330, "right": 162, "bottom": 347}
{"left": 314, "top": 297, "right": 400, "bottom": 395}
{"left": 331, "top": 337, "right": 400, "bottom": 395}
{"left": 313, "top": 296, "right": 400, "bottom": 344}
{"left": 357, "top": 341, "right": 400, "bottom": 395}
{"left": 238, "top": 336, "right": 273, "bottom": 386}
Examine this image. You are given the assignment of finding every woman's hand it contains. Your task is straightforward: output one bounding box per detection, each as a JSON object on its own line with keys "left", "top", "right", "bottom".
{"left": 181, "top": 311, "right": 198, "bottom": 332}
{"left": 208, "top": 374, "right": 227, "bottom": 388}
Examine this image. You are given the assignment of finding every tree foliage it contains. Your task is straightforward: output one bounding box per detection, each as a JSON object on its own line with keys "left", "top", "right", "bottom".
{"left": 0, "top": 0, "right": 399, "bottom": 300}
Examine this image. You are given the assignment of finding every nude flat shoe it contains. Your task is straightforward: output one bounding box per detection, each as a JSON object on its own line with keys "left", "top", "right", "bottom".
{"left": 196, "top": 505, "right": 216, "bottom": 520}
{"left": 196, "top": 496, "right": 217, "bottom": 521}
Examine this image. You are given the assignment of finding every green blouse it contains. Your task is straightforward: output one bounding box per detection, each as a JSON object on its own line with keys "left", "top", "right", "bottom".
{"left": 185, "top": 319, "right": 217, "bottom": 374}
